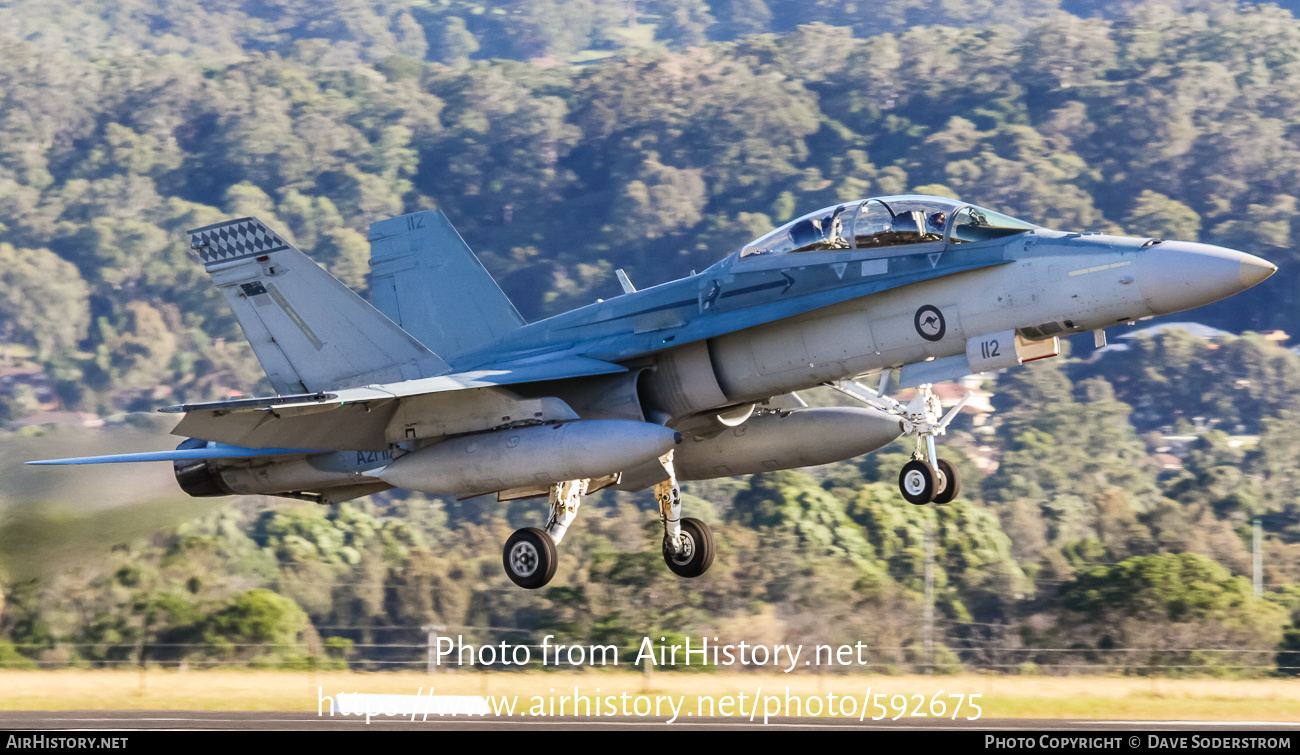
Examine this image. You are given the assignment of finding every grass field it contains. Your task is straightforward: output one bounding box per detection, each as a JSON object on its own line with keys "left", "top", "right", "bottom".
{"left": 2, "top": 669, "right": 1299, "bottom": 720}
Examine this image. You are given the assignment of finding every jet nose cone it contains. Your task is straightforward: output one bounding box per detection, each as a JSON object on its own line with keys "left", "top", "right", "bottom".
{"left": 1240, "top": 253, "right": 1277, "bottom": 288}
{"left": 1136, "top": 241, "right": 1277, "bottom": 316}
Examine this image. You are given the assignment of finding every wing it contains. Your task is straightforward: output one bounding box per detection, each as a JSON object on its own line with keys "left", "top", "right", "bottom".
{"left": 161, "top": 353, "right": 627, "bottom": 451}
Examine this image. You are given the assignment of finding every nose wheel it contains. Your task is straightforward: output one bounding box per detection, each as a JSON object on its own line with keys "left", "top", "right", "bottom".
{"left": 931, "top": 457, "right": 960, "bottom": 504}
{"left": 900, "top": 459, "right": 938, "bottom": 504}
{"left": 899, "top": 457, "right": 960, "bottom": 504}
{"left": 829, "top": 373, "right": 969, "bottom": 506}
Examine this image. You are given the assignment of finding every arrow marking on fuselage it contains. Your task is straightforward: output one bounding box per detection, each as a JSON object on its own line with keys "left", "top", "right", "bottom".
{"left": 927, "top": 253, "right": 942, "bottom": 268}
{"left": 831, "top": 262, "right": 847, "bottom": 280}
{"left": 719, "top": 275, "right": 795, "bottom": 300}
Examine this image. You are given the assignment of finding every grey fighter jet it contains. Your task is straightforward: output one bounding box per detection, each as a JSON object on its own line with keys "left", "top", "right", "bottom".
{"left": 30, "top": 195, "right": 1276, "bottom": 588}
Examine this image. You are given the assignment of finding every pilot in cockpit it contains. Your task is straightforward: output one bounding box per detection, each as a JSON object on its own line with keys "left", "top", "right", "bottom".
{"left": 789, "top": 206, "right": 850, "bottom": 252}
{"left": 927, "top": 212, "right": 947, "bottom": 234}
{"left": 825, "top": 206, "right": 850, "bottom": 249}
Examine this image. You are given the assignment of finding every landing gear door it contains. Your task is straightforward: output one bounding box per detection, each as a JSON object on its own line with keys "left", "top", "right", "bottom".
{"left": 966, "top": 330, "right": 1060, "bottom": 374}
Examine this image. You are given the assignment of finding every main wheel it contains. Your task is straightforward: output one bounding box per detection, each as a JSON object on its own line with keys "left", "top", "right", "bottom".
{"left": 931, "top": 458, "right": 961, "bottom": 504}
{"left": 663, "top": 517, "right": 715, "bottom": 578}
{"left": 503, "top": 527, "right": 558, "bottom": 589}
{"left": 899, "top": 459, "right": 938, "bottom": 505}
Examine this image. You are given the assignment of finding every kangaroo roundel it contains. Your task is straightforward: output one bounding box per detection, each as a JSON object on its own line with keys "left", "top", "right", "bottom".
{"left": 914, "top": 305, "right": 946, "bottom": 341}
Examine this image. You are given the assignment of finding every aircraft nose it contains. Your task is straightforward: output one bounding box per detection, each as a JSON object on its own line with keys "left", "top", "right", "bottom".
{"left": 1240, "top": 253, "right": 1277, "bottom": 288}
{"left": 1135, "top": 241, "right": 1276, "bottom": 316}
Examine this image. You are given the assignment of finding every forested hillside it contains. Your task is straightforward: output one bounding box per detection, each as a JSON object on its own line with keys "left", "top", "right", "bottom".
{"left": 3, "top": 0, "right": 1300, "bottom": 673}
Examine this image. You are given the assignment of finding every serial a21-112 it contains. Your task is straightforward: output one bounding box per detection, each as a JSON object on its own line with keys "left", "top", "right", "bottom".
{"left": 31, "top": 195, "right": 1275, "bottom": 588}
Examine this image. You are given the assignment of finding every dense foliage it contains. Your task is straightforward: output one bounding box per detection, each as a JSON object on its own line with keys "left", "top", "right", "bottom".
{"left": 3, "top": 0, "right": 1300, "bottom": 674}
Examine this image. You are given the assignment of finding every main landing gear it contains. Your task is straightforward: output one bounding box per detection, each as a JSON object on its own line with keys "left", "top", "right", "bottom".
{"left": 503, "top": 478, "right": 586, "bottom": 589}
{"left": 655, "top": 450, "right": 715, "bottom": 578}
{"left": 829, "top": 372, "right": 968, "bottom": 506}
{"left": 501, "top": 451, "right": 715, "bottom": 589}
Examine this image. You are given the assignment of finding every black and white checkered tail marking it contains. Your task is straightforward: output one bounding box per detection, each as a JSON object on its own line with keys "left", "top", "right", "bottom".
{"left": 187, "top": 217, "right": 293, "bottom": 269}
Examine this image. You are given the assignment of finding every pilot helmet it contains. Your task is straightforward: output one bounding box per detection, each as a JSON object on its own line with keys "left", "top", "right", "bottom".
{"left": 927, "top": 211, "right": 947, "bottom": 231}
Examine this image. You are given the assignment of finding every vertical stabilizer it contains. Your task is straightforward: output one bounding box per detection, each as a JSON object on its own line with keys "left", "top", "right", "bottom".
{"left": 188, "top": 218, "right": 450, "bottom": 394}
{"left": 368, "top": 211, "right": 524, "bottom": 364}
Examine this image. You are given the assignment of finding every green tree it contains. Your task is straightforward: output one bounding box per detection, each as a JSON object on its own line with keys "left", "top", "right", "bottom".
{"left": 0, "top": 244, "right": 90, "bottom": 361}
{"left": 433, "top": 16, "right": 479, "bottom": 68}
{"left": 732, "top": 470, "right": 881, "bottom": 574}
{"left": 847, "top": 482, "right": 1029, "bottom": 621}
{"left": 1057, "top": 553, "right": 1287, "bottom": 671}
{"left": 652, "top": 0, "right": 715, "bottom": 48}
{"left": 1123, "top": 190, "right": 1202, "bottom": 240}
{"left": 1277, "top": 626, "right": 1300, "bottom": 676}
{"left": 202, "top": 588, "right": 309, "bottom": 659}
{"left": 101, "top": 302, "right": 178, "bottom": 391}
{"left": 710, "top": 0, "right": 772, "bottom": 40}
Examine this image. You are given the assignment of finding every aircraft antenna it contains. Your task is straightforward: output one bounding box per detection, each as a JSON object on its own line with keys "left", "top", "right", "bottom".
{"left": 615, "top": 269, "right": 637, "bottom": 294}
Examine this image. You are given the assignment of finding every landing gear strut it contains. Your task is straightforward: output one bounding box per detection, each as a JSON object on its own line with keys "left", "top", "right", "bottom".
{"left": 655, "top": 450, "right": 714, "bottom": 578}
{"left": 829, "top": 373, "right": 967, "bottom": 505}
{"left": 502, "top": 478, "right": 588, "bottom": 589}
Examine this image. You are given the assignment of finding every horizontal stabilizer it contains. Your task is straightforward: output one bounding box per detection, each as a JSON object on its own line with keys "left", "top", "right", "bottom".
{"left": 26, "top": 445, "right": 321, "bottom": 466}
{"left": 188, "top": 217, "right": 450, "bottom": 394}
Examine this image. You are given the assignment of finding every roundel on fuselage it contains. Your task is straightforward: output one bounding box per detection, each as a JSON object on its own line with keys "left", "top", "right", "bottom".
{"left": 914, "top": 305, "right": 946, "bottom": 342}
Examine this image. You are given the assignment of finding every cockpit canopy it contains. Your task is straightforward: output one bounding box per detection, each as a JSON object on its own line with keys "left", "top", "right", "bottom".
{"left": 738, "top": 195, "right": 1038, "bottom": 259}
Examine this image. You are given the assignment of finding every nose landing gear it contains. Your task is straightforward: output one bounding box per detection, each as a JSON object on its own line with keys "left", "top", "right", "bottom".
{"left": 829, "top": 372, "right": 968, "bottom": 505}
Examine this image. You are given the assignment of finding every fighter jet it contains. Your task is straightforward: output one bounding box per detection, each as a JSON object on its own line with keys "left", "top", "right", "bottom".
{"left": 30, "top": 195, "right": 1276, "bottom": 588}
